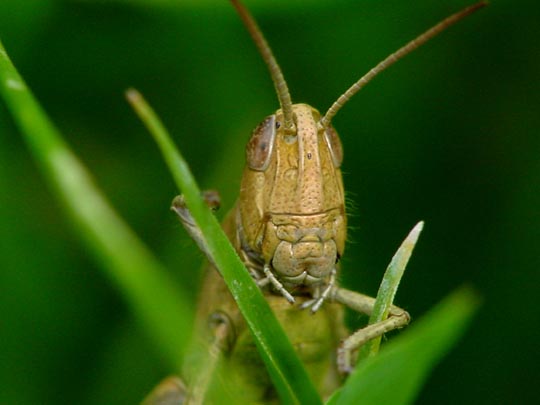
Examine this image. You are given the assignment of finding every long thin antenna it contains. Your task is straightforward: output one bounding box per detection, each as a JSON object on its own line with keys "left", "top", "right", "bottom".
{"left": 321, "top": 1, "right": 487, "bottom": 128}
{"left": 231, "top": 0, "right": 295, "bottom": 131}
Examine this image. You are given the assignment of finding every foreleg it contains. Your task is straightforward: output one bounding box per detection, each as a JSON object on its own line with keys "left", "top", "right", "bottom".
{"left": 331, "top": 286, "right": 410, "bottom": 373}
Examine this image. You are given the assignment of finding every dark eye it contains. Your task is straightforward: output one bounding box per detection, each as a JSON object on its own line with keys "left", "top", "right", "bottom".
{"left": 246, "top": 115, "right": 276, "bottom": 171}
{"left": 324, "top": 125, "right": 343, "bottom": 167}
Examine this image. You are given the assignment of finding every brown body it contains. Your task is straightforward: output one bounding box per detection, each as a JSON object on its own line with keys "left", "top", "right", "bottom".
{"left": 190, "top": 104, "right": 349, "bottom": 402}
{"left": 143, "top": 2, "right": 486, "bottom": 403}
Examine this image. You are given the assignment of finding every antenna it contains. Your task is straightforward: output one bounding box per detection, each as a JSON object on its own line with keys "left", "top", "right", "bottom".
{"left": 320, "top": 1, "right": 487, "bottom": 128}
{"left": 231, "top": 0, "right": 295, "bottom": 132}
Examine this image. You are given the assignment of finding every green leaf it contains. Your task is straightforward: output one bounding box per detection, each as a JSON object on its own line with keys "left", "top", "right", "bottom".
{"left": 0, "top": 39, "right": 192, "bottom": 369}
{"left": 359, "top": 221, "right": 424, "bottom": 360}
{"left": 126, "top": 89, "right": 321, "bottom": 405}
{"left": 327, "top": 286, "right": 480, "bottom": 405}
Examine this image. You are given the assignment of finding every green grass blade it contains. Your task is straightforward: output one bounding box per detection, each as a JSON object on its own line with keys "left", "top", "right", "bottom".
{"left": 327, "top": 286, "right": 480, "bottom": 405}
{"left": 358, "top": 221, "right": 424, "bottom": 360}
{"left": 126, "top": 89, "right": 321, "bottom": 405}
{"left": 0, "top": 40, "right": 192, "bottom": 369}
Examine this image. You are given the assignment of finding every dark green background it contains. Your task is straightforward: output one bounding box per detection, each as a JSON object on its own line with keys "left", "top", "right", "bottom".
{"left": 1, "top": 0, "right": 537, "bottom": 403}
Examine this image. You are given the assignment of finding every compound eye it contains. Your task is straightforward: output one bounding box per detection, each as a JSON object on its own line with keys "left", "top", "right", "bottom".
{"left": 324, "top": 125, "right": 343, "bottom": 168}
{"left": 246, "top": 115, "right": 276, "bottom": 171}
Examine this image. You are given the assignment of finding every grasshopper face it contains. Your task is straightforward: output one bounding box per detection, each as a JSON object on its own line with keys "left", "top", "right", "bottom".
{"left": 238, "top": 103, "right": 347, "bottom": 289}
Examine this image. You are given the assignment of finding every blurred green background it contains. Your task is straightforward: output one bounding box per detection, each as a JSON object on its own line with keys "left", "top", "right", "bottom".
{"left": 0, "top": 0, "right": 538, "bottom": 403}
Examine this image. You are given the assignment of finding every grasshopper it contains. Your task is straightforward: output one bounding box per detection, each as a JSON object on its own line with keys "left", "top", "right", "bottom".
{"left": 144, "top": 1, "right": 486, "bottom": 403}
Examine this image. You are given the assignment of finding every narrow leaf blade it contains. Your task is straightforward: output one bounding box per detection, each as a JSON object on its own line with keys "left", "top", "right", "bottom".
{"left": 0, "top": 40, "right": 192, "bottom": 369}
{"left": 126, "top": 89, "right": 321, "bottom": 405}
{"left": 328, "top": 286, "right": 480, "bottom": 405}
{"left": 359, "top": 221, "right": 424, "bottom": 359}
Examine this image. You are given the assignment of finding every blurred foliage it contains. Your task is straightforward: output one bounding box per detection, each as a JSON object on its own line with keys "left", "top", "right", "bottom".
{"left": 0, "top": 0, "right": 538, "bottom": 403}
{"left": 329, "top": 287, "right": 480, "bottom": 405}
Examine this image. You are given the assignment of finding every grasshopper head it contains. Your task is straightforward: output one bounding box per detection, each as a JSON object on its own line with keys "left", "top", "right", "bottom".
{"left": 238, "top": 103, "right": 347, "bottom": 288}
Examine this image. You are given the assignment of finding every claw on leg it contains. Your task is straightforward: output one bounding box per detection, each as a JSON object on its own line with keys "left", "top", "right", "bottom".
{"left": 299, "top": 267, "right": 337, "bottom": 313}
{"left": 311, "top": 267, "right": 337, "bottom": 312}
{"left": 329, "top": 286, "right": 411, "bottom": 373}
{"left": 171, "top": 190, "right": 220, "bottom": 226}
{"left": 337, "top": 310, "right": 410, "bottom": 373}
{"left": 171, "top": 191, "right": 221, "bottom": 268}
{"left": 263, "top": 264, "right": 295, "bottom": 304}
